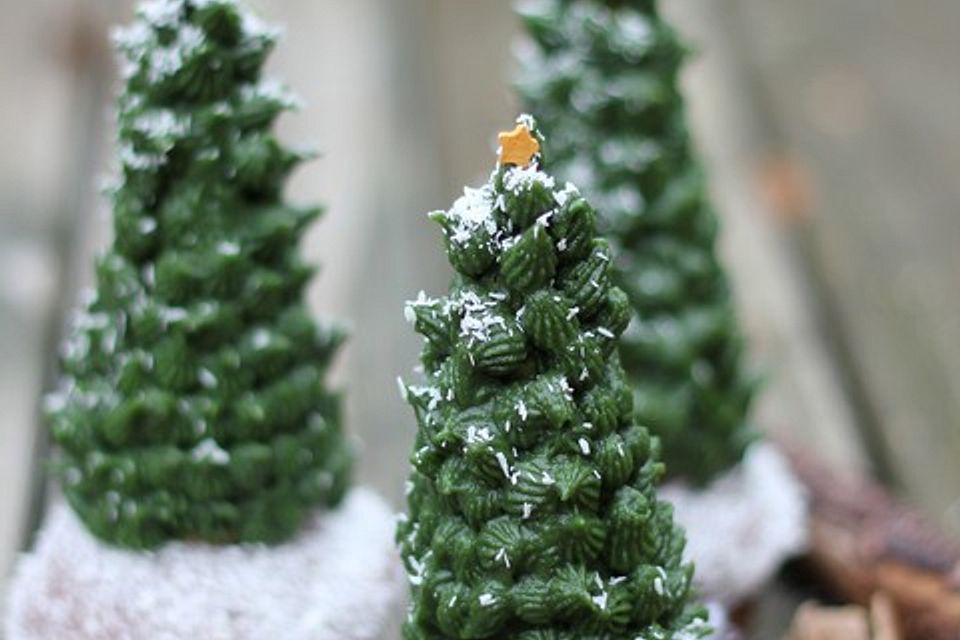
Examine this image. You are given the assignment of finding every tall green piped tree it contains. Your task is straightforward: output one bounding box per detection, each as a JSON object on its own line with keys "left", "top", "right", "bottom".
{"left": 397, "top": 117, "right": 707, "bottom": 640}
{"left": 45, "top": 0, "right": 351, "bottom": 549}
{"left": 516, "top": 0, "right": 757, "bottom": 484}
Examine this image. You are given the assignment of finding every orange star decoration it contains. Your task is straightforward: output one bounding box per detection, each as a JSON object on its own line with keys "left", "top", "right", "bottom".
{"left": 498, "top": 124, "right": 540, "bottom": 167}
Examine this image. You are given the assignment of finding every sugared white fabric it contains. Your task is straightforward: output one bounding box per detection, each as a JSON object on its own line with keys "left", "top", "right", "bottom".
{"left": 5, "top": 488, "right": 403, "bottom": 640}
{"left": 660, "top": 442, "right": 808, "bottom": 605}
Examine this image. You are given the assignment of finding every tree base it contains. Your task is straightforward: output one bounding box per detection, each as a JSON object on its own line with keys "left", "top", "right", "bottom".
{"left": 4, "top": 488, "right": 403, "bottom": 640}
{"left": 660, "top": 442, "right": 809, "bottom": 605}
{"left": 703, "top": 601, "right": 741, "bottom": 639}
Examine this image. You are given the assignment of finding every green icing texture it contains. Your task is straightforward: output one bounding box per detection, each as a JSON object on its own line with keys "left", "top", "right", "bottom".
{"left": 398, "top": 117, "right": 706, "bottom": 639}
{"left": 516, "top": 0, "right": 757, "bottom": 484}
{"left": 46, "top": 0, "right": 351, "bottom": 549}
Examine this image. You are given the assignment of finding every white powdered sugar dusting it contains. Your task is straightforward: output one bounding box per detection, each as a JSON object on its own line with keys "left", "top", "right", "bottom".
{"left": 4, "top": 489, "right": 404, "bottom": 640}
{"left": 659, "top": 442, "right": 809, "bottom": 605}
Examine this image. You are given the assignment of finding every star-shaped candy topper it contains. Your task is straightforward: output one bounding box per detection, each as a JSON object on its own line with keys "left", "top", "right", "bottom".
{"left": 498, "top": 118, "right": 541, "bottom": 168}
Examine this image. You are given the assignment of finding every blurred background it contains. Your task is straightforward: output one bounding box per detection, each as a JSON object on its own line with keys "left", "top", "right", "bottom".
{"left": 0, "top": 1, "right": 958, "bottom": 636}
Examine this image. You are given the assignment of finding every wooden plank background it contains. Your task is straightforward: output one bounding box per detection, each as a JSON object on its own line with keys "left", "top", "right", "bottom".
{"left": 722, "top": 0, "right": 960, "bottom": 532}
{"left": 1, "top": 1, "right": 958, "bottom": 637}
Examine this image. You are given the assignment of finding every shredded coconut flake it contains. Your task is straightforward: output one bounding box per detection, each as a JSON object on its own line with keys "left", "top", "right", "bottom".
{"left": 404, "top": 290, "right": 437, "bottom": 325}
{"left": 251, "top": 328, "right": 270, "bottom": 349}
{"left": 554, "top": 181, "right": 580, "bottom": 207}
{"left": 197, "top": 368, "right": 218, "bottom": 389}
{"left": 139, "top": 0, "right": 182, "bottom": 28}
{"left": 502, "top": 165, "right": 555, "bottom": 195}
{"left": 240, "top": 78, "right": 300, "bottom": 109}
{"left": 653, "top": 576, "right": 665, "bottom": 597}
{"left": 217, "top": 241, "right": 240, "bottom": 256}
{"left": 445, "top": 186, "right": 497, "bottom": 245}
{"left": 133, "top": 109, "right": 190, "bottom": 141}
{"left": 516, "top": 400, "right": 528, "bottom": 422}
{"left": 466, "top": 426, "right": 493, "bottom": 444}
{"left": 407, "top": 385, "right": 442, "bottom": 412}
{"left": 190, "top": 437, "right": 229, "bottom": 465}
{"left": 495, "top": 452, "right": 512, "bottom": 480}
{"left": 516, "top": 113, "right": 537, "bottom": 131}
{"left": 146, "top": 24, "right": 206, "bottom": 84}
{"left": 138, "top": 217, "right": 158, "bottom": 234}
{"left": 456, "top": 291, "right": 508, "bottom": 346}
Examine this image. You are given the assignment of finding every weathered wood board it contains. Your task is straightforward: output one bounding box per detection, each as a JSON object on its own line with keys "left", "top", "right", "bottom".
{"left": 718, "top": 0, "right": 960, "bottom": 533}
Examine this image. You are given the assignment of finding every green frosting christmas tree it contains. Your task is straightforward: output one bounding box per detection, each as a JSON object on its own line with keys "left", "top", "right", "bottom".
{"left": 45, "top": 0, "right": 351, "bottom": 549}
{"left": 517, "top": 0, "right": 756, "bottom": 484}
{"left": 397, "top": 117, "right": 706, "bottom": 639}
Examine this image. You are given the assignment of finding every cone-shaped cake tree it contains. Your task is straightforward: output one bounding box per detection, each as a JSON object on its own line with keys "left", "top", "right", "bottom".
{"left": 45, "top": 0, "right": 352, "bottom": 549}
{"left": 397, "top": 117, "right": 706, "bottom": 639}
{"left": 516, "top": 0, "right": 756, "bottom": 484}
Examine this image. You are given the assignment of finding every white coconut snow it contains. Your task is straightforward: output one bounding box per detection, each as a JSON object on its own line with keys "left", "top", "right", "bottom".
{"left": 445, "top": 186, "right": 497, "bottom": 245}
{"left": 4, "top": 488, "right": 403, "bottom": 640}
{"left": 659, "top": 442, "right": 808, "bottom": 605}
{"left": 700, "top": 601, "right": 739, "bottom": 640}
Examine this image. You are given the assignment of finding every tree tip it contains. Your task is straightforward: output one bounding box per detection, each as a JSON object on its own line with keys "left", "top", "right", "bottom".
{"left": 498, "top": 114, "right": 542, "bottom": 168}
